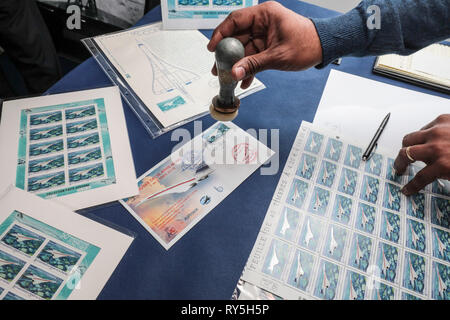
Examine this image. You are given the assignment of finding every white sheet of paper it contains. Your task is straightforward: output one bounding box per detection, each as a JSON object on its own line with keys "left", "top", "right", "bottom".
{"left": 161, "top": 0, "right": 258, "bottom": 30}
{"left": 92, "top": 22, "right": 264, "bottom": 128}
{"left": 241, "top": 121, "right": 450, "bottom": 300}
{"left": 313, "top": 70, "right": 450, "bottom": 153}
{"left": 0, "top": 86, "right": 138, "bottom": 210}
{"left": 120, "top": 121, "right": 275, "bottom": 250}
{"left": 0, "top": 186, "right": 134, "bottom": 300}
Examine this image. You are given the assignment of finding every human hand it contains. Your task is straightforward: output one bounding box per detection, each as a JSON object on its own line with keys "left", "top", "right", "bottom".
{"left": 207, "top": 1, "right": 323, "bottom": 89}
{"left": 394, "top": 114, "right": 450, "bottom": 196}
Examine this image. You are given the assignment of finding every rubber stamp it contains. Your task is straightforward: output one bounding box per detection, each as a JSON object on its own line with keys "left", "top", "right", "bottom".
{"left": 210, "top": 37, "right": 245, "bottom": 121}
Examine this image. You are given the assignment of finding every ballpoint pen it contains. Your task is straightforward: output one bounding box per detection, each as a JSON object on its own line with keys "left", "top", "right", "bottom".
{"left": 362, "top": 112, "right": 391, "bottom": 161}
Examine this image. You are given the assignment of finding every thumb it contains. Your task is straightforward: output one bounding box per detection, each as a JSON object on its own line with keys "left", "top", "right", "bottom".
{"left": 232, "top": 51, "right": 273, "bottom": 81}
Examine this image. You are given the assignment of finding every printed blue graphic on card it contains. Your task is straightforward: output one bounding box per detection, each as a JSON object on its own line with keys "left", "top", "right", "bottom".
{"left": 304, "top": 132, "right": 323, "bottom": 154}
{"left": 287, "top": 249, "right": 315, "bottom": 292}
{"left": 383, "top": 183, "right": 402, "bottom": 212}
{"left": 407, "top": 193, "right": 425, "bottom": 220}
{"left": 360, "top": 175, "right": 380, "bottom": 204}
{"left": 28, "top": 155, "right": 64, "bottom": 174}
{"left": 67, "top": 132, "right": 100, "bottom": 150}
{"left": 262, "top": 239, "right": 291, "bottom": 280}
{"left": 331, "top": 195, "right": 353, "bottom": 225}
{"left": 275, "top": 207, "right": 300, "bottom": 242}
{"left": 432, "top": 179, "right": 450, "bottom": 197}
{"left": 402, "top": 251, "right": 426, "bottom": 295}
{"left": 406, "top": 219, "right": 426, "bottom": 253}
{"left": 342, "top": 271, "right": 366, "bottom": 300}
{"left": 380, "top": 211, "right": 401, "bottom": 244}
{"left": 322, "top": 224, "right": 348, "bottom": 262}
{"left": 30, "top": 112, "right": 62, "bottom": 126}
{"left": 69, "top": 163, "right": 104, "bottom": 184}
{"left": 16, "top": 265, "right": 63, "bottom": 300}
{"left": 313, "top": 260, "right": 340, "bottom": 300}
{"left": 66, "top": 119, "right": 98, "bottom": 135}
{"left": 385, "top": 158, "right": 403, "bottom": 184}
{"left": 338, "top": 168, "right": 358, "bottom": 196}
{"left": 432, "top": 227, "right": 449, "bottom": 263}
{"left": 37, "top": 241, "right": 82, "bottom": 273}
{"left": 1, "top": 225, "right": 45, "bottom": 256}
{"left": 324, "top": 138, "right": 342, "bottom": 162}
{"left": 371, "top": 282, "right": 395, "bottom": 300}
{"left": 316, "top": 161, "right": 337, "bottom": 188}
{"left": 344, "top": 145, "right": 362, "bottom": 169}
{"left": 29, "top": 140, "right": 64, "bottom": 158}
{"left": 28, "top": 171, "right": 65, "bottom": 192}
{"left": 355, "top": 203, "right": 376, "bottom": 234}
{"left": 296, "top": 154, "right": 316, "bottom": 180}
{"left": 68, "top": 147, "right": 102, "bottom": 166}
{"left": 365, "top": 153, "right": 383, "bottom": 176}
{"left": 307, "top": 187, "right": 330, "bottom": 216}
{"left": 299, "top": 215, "right": 323, "bottom": 251}
{"left": 348, "top": 233, "right": 372, "bottom": 272}
{"left": 3, "top": 292, "right": 25, "bottom": 300}
{"left": 376, "top": 242, "right": 399, "bottom": 283}
{"left": 431, "top": 196, "right": 449, "bottom": 229}
{"left": 30, "top": 125, "right": 63, "bottom": 141}
{"left": 0, "top": 250, "right": 26, "bottom": 282}
{"left": 65, "top": 105, "right": 96, "bottom": 120}
{"left": 431, "top": 261, "right": 449, "bottom": 300}
{"left": 286, "top": 179, "right": 309, "bottom": 209}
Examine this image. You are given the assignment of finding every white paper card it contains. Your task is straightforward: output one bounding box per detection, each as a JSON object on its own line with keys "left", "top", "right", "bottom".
{"left": 0, "top": 86, "right": 138, "bottom": 210}
{"left": 0, "top": 186, "right": 134, "bottom": 300}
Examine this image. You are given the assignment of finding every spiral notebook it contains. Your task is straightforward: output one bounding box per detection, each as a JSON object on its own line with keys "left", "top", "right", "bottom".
{"left": 373, "top": 42, "right": 450, "bottom": 93}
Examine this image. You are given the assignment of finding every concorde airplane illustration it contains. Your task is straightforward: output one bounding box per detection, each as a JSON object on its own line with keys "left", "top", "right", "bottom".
{"left": 409, "top": 256, "right": 418, "bottom": 287}
{"left": 355, "top": 240, "right": 364, "bottom": 265}
{"left": 320, "top": 265, "right": 330, "bottom": 294}
{"left": 137, "top": 41, "right": 199, "bottom": 103}
{"left": 313, "top": 192, "right": 322, "bottom": 211}
{"left": 304, "top": 220, "right": 314, "bottom": 246}
{"left": 343, "top": 172, "right": 351, "bottom": 191}
{"left": 47, "top": 249, "right": 76, "bottom": 260}
{"left": 135, "top": 167, "right": 215, "bottom": 207}
{"left": 337, "top": 201, "right": 346, "bottom": 220}
{"left": 300, "top": 158, "right": 310, "bottom": 176}
{"left": 410, "top": 222, "right": 419, "bottom": 248}
{"left": 321, "top": 165, "right": 330, "bottom": 184}
{"left": 381, "top": 247, "right": 391, "bottom": 276}
{"left": 26, "top": 274, "right": 55, "bottom": 286}
{"left": 385, "top": 215, "right": 394, "bottom": 238}
{"left": 349, "top": 150, "right": 356, "bottom": 166}
{"left": 279, "top": 209, "right": 290, "bottom": 236}
{"left": 294, "top": 254, "right": 304, "bottom": 283}
{"left": 291, "top": 185, "right": 300, "bottom": 203}
{"left": 10, "top": 233, "right": 40, "bottom": 243}
{"left": 0, "top": 258, "right": 16, "bottom": 267}
{"left": 361, "top": 207, "right": 369, "bottom": 229}
{"left": 267, "top": 246, "right": 279, "bottom": 275}
{"left": 349, "top": 279, "right": 357, "bottom": 300}
{"left": 329, "top": 227, "right": 338, "bottom": 255}
{"left": 436, "top": 265, "right": 448, "bottom": 298}
{"left": 365, "top": 180, "right": 374, "bottom": 200}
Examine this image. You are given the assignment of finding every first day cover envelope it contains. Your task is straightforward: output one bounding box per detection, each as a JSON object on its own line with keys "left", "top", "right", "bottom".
{"left": 0, "top": 186, "right": 134, "bottom": 300}
{"left": 121, "top": 121, "right": 275, "bottom": 250}
{"left": 0, "top": 86, "right": 138, "bottom": 210}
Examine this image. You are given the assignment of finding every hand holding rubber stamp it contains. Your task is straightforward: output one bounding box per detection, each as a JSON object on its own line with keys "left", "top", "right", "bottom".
{"left": 210, "top": 38, "right": 245, "bottom": 121}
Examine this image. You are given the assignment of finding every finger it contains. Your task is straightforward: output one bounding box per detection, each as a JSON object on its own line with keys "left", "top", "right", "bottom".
{"left": 240, "top": 76, "right": 254, "bottom": 90}
{"left": 402, "top": 130, "right": 427, "bottom": 147}
{"left": 401, "top": 164, "right": 440, "bottom": 196}
{"left": 420, "top": 117, "right": 439, "bottom": 130}
{"left": 231, "top": 51, "right": 274, "bottom": 81}
{"left": 393, "top": 144, "right": 434, "bottom": 175}
{"left": 207, "top": 7, "right": 258, "bottom": 52}
{"left": 211, "top": 64, "right": 217, "bottom": 76}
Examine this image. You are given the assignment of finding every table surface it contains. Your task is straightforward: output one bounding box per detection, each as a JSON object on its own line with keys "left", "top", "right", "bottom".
{"left": 48, "top": 0, "right": 449, "bottom": 300}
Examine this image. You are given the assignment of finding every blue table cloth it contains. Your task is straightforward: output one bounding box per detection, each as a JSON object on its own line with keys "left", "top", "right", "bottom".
{"left": 48, "top": 0, "right": 449, "bottom": 299}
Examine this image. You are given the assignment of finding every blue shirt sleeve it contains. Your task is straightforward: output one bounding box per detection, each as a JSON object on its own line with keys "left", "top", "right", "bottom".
{"left": 310, "top": 0, "right": 450, "bottom": 68}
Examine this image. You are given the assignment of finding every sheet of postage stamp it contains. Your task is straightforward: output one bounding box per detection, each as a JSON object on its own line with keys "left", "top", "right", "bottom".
{"left": 241, "top": 121, "right": 449, "bottom": 300}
